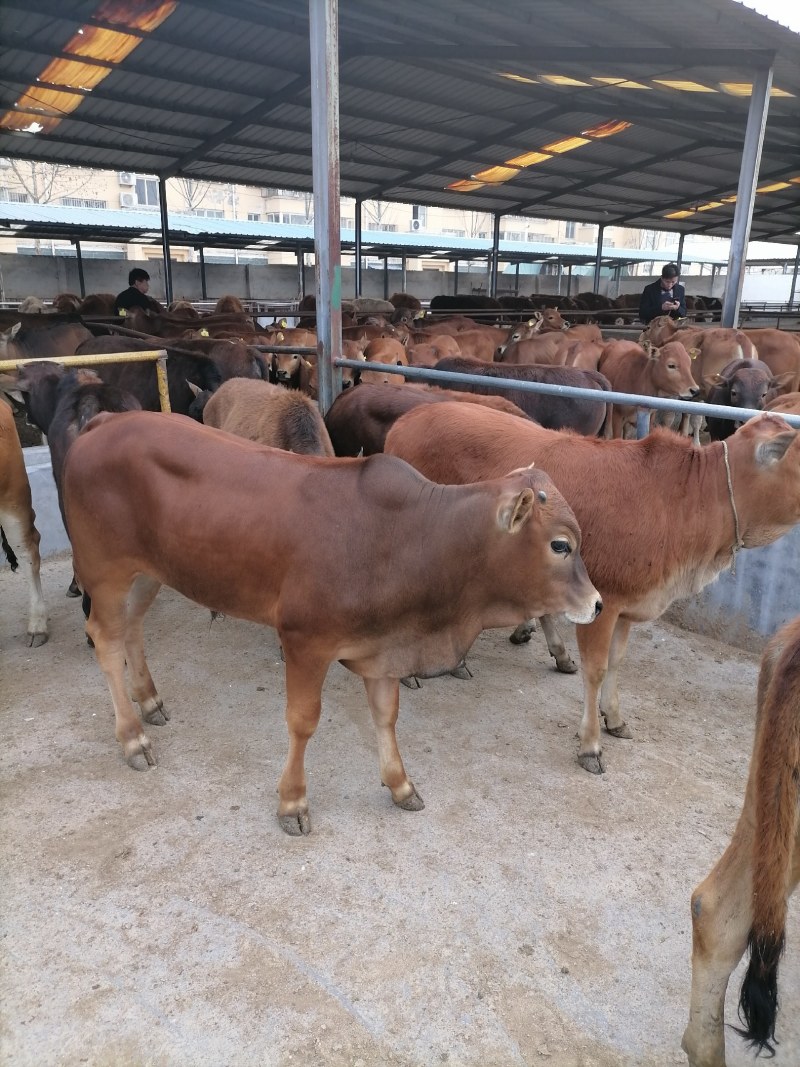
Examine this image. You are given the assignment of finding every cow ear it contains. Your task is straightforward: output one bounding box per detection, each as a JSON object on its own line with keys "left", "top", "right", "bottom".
{"left": 640, "top": 338, "right": 653, "bottom": 356}
{"left": 186, "top": 380, "right": 202, "bottom": 397}
{"left": 498, "top": 488, "right": 535, "bottom": 533}
{"left": 770, "top": 371, "right": 794, "bottom": 389}
{"left": 687, "top": 347, "right": 701, "bottom": 360}
{"left": 10, "top": 321, "right": 22, "bottom": 339}
{"left": 706, "top": 373, "right": 725, "bottom": 388}
{"left": 755, "top": 430, "right": 797, "bottom": 466}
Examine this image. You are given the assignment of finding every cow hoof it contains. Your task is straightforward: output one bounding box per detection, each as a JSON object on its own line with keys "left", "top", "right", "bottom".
{"left": 278, "top": 811, "right": 311, "bottom": 836}
{"left": 509, "top": 622, "right": 535, "bottom": 644}
{"left": 141, "top": 697, "right": 170, "bottom": 726}
{"left": 605, "top": 721, "right": 634, "bottom": 739}
{"left": 394, "top": 787, "right": 425, "bottom": 811}
{"left": 400, "top": 675, "right": 422, "bottom": 689}
{"left": 66, "top": 579, "right": 81, "bottom": 598}
{"left": 578, "top": 752, "right": 605, "bottom": 774}
{"left": 27, "top": 631, "right": 49, "bottom": 648}
{"left": 125, "top": 738, "right": 156, "bottom": 771}
{"left": 553, "top": 653, "right": 578, "bottom": 674}
{"left": 449, "top": 661, "right": 473, "bottom": 680}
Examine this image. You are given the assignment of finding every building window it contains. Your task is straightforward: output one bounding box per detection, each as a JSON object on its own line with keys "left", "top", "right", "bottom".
{"left": 442, "top": 228, "right": 466, "bottom": 237}
{"left": 247, "top": 212, "right": 261, "bottom": 221}
{"left": 564, "top": 221, "right": 576, "bottom": 239}
{"left": 412, "top": 205, "right": 427, "bottom": 226}
{"left": 266, "top": 212, "right": 281, "bottom": 223}
{"left": 500, "top": 230, "right": 525, "bottom": 241}
{"left": 0, "top": 188, "right": 31, "bottom": 203}
{"left": 60, "top": 197, "right": 107, "bottom": 209}
{"left": 189, "top": 208, "right": 224, "bottom": 218}
{"left": 135, "top": 176, "right": 159, "bottom": 207}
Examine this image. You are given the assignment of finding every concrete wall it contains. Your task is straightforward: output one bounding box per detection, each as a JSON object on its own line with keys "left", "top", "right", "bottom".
{"left": 0, "top": 251, "right": 783, "bottom": 306}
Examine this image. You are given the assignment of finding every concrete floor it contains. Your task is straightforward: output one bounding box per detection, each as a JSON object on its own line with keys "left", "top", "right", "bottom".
{"left": 1, "top": 554, "right": 798, "bottom": 1067}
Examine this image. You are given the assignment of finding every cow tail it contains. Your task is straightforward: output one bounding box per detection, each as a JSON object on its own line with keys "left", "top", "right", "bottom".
{"left": 736, "top": 637, "right": 800, "bottom": 1054}
{"left": 1, "top": 526, "right": 19, "bottom": 571}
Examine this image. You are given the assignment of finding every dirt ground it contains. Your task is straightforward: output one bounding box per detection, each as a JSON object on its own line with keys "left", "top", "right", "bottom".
{"left": 1, "top": 553, "right": 798, "bottom": 1067}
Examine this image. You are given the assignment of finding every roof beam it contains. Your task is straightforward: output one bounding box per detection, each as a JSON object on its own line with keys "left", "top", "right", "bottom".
{"left": 345, "top": 45, "right": 777, "bottom": 66}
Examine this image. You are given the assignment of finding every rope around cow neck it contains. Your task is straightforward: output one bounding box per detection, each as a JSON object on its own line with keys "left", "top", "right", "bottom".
{"left": 722, "top": 439, "right": 744, "bottom": 575}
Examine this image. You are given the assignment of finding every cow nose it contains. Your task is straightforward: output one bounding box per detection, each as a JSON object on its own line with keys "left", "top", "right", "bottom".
{"left": 593, "top": 599, "right": 603, "bottom": 618}
{"left": 689, "top": 387, "right": 700, "bottom": 397}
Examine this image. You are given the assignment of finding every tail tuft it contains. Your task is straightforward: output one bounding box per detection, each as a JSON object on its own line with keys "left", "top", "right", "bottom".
{"left": 734, "top": 931, "right": 784, "bottom": 1056}
{"left": 1, "top": 526, "right": 19, "bottom": 571}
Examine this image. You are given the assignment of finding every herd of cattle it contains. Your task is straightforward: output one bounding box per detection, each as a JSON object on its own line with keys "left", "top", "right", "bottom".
{"left": 1, "top": 289, "right": 800, "bottom": 1066}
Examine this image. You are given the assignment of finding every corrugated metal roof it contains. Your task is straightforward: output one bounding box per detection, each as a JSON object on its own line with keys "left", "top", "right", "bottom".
{"left": 0, "top": 0, "right": 798, "bottom": 244}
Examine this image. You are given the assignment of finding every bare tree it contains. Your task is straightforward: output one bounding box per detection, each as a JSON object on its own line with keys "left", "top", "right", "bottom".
{"left": 363, "top": 199, "right": 390, "bottom": 230}
{"left": 1, "top": 159, "right": 100, "bottom": 204}
{"left": 462, "top": 209, "right": 491, "bottom": 239}
{"left": 172, "top": 177, "right": 213, "bottom": 213}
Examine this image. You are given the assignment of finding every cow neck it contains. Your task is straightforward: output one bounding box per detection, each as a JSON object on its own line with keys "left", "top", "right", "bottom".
{"left": 721, "top": 439, "right": 745, "bottom": 574}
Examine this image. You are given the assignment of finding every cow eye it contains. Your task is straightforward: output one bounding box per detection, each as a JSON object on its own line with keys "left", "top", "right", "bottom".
{"left": 667, "top": 362, "right": 677, "bottom": 370}
{"left": 550, "top": 538, "right": 571, "bottom": 557}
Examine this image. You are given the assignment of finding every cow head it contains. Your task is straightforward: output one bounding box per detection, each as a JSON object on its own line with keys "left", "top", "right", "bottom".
{"left": 647, "top": 341, "right": 700, "bottom": 400}
{"left": 726, "top": 414, "right": 800, "bottom": 546}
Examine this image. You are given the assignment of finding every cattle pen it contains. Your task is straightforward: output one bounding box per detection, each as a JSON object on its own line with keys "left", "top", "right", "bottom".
{"left": 1, "top": 554, "right": 798, "bottom": 1067}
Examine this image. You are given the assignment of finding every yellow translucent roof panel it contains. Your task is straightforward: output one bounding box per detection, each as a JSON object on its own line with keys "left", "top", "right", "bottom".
{"left": 592, "top": 77, "right": 651, "bottom": 89}
{"left": 653, "top": 79, "right": 718, "bottom": 92}
{"left": 498, "top": 72, "right": 537, "bottom": 85}
{"left": 720, "top": 82, "right": 794, "bottom": 97}
{"left": 664, "top": 210, "right": 695, "bottom": 219}
{"left": 582, "top": 119, "right": 632, "bottom": 138}
{"left": 696, "top": 201, "right": 725, "bottom": 211}
{"left": 541, "top": 136, "right": 590, "bottom": 154}
{"left": 471, "top": 165, "right": 520, "bottom": 183}
{"left": 539, "top": 75, "right": 591, "bottom": 87}
{"left": 756, "top": 181, "right": 791, "bottom": 193}
{"left": 446, "top": 179, "right": 485, "bottom": 192}
{"left": 505, "top": 150, "right": 551, "bottom": 167}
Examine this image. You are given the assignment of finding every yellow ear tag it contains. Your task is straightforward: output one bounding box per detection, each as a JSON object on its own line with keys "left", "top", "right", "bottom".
{"left": 199, "top": 328, "right": 210, "bottom": 337}
{"left": 118, "top": 307, "right": 127, "bottom": 317}
{"left": 276, "top": 332, "right": 284, "bottom": 342}
{"left": 280, "top": 319, "right": 288, "bottom": 328}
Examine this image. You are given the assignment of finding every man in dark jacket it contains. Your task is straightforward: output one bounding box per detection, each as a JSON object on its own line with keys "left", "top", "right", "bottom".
{"left": 115, "top": 268, "right": 162, "bottom": 315}
{"left": 638, "top": 263, "right": 686, "bottom": 324}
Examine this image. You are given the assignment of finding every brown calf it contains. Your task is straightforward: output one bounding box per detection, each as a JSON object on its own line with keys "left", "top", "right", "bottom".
{"left": 598, "top": 339, "right": 700, "bottom": 438}
{"left": 0, "top": 400, "right": 47, "bottom": 646}
{"left": 63, "top": 410, "right": 600, "bottom": 834}
{"left": 202, "top": 378, "right": 334, "bottom": 456}
{"left": 682, "top": 615, "right": 800, "bottom": 1067}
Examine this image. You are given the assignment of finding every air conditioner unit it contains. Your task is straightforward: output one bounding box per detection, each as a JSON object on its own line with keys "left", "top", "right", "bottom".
{"left": 0, "top": 158, "right": 11, "bottom": 169}
{"left": 411, "top": 219, "right": 421, "bottom": 232}
{"left": 118, "top": 171, "right": 134, "bottom": 186}
{"left": 119, "top": 192, "right": 136, "bottom": 208}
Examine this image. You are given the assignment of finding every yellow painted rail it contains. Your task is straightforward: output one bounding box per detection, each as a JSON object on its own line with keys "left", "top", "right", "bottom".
{"left": 0, "top": 351, "right": 171, "bottom": 412}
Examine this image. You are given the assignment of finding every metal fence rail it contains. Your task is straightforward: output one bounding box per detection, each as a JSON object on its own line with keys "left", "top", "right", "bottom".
{"left": 335, "top": 359, "right": 800, "bottom": 430}
{"left": 0, "top": 351, "right": 172, "bottom": 412}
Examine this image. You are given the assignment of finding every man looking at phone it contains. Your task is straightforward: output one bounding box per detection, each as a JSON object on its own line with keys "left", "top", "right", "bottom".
{"left": 638, "top": 263, "right": 686, "bottom": 324}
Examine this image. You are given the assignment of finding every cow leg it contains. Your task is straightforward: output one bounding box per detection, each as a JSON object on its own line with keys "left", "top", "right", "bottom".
{"left": 599, "top": 617, "right": 634, "bottom": 738}
{"left": 85, "top": 582, "right": 155, "bottom": 771}
{"left": 509, "top": 618, "right": 536, "bottom": 644}
{"left": 539, "top": 614, "right": 578, "bottom": 673}
{"left": 2, "top": 512, "right": 48, "bottom": 646}
{"left": 682, "top": 828, "right": 753, "bottom": 1067}
{"left": 574, "top": 606, "right": 621, "bottom": 773}
{"left": 363, "top": 676, "right": 424, "bottom": 812}
{"left": 277, "top": 652, "right": 330, "bottom": 836}
{"left": 124, "top": 575, "right": 168, "bottom": 726}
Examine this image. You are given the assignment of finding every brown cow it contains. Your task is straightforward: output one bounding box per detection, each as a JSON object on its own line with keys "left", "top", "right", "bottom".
{"left": 743, "top": 329, "right": 800, "bottom": 393}
{"left": 0, "top": 321, "right": 93, "bottom": 363}
{"left": 324, "top": 382, "right": 530, "bottom": 456}
{"left": 359, "top": 336, "right": 409, "bottom": 386}
{"left": 0, "top": 400, "right": 47, "bottom": 646}
{"left": 384, "top": 405, "right": 800, "bottom": 773}
{"left": 765, "top": 390, "right": 800, "bottom": 418}
{"left": 597, "top": 339, "right": 700, "bottom": 438}
{"left": 201, "top": 378, "right": 334, "bottom": 456}
{"left": 214, "top": 295, "right": 245, "bottom": 315}
{"left": 432, "top": 356, "right": 610, "bottom": 436}
{"left": 63, "top": 409, "right": 601, "bottom": 834}
{"left": 682, "top": 615, "right": 800, "bottom": 1067}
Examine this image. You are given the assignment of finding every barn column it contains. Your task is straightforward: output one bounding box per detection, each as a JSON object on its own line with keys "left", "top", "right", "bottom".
{"left": 453, "top": 259, "right": 459, "bottom": 295}
{"left": 309, "top": 0, "right": 342, "bottom": 414}
{"left": 721, "top": 62, "right": 774, "bottom": 328}
{"left": 676, "top": 231, "right": 685, "bottom": 274}
{"left": 490, "top": 212, "right": 501, "bottom": 298}
{"left": 198, "top": 246, "right": 207, "bottom": 300}
{"left": 354, "top": 198, "right": 363, "bottom": 297}
{"left": 592, "top": 224, "right": 605, "bottom": 294}
{"left": 789, "top": 243, "right": 800, "bottom": 307}
{"left": 73, "top": 239, "right": 86, "bottom": 298}
{"left": 566, "top": 262, "right": 572, "bottom": 298}
{"left": 157, "top": 177, "right": 174, "bottom": 306}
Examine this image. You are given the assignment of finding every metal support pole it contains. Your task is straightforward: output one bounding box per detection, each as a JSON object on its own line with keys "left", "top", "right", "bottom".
{"left": 354, "top": 198, "right": 362, "bottom": 297}
{"left": 158, "top": 177, "right": 173, "bottom": 306}
{"left": 676, "top": 232, "right": 685, "bottom": 274}
{"left": 566, "top": 262, "right": 572, "bottom": 298}
{"left": 198, "top": 247, "right": 207, "bottom": 300}
{"left": 514, "top": 262, "right": 520, "bottom": 295}
{"left": 454, "top": 259, "right": 459, "bottom": 295}
{"left": 296, "top": 246, "right": 305, "bottom": 299}
{"left": 721, "top": 63, "right": 774, "bottom": 328}
{"left": 401, "top": 255, "right": 407, "bottom": 294}
{"left": 490, "top": 213, "right": 501, "bottom": 298}
{"left": 592, "top": 224, "right": 605, "bottom": 293}
{"left": 789, "top": 244, "right": 800, "bottom": 307}
{"left": 73, "top": 239, "right": 85, "bottom": 298}
{"left": 309, "top": 0, "right": 342, "bottom": 414}
{"left": 382, "top": 256, "right": 389, "bottom": 299}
